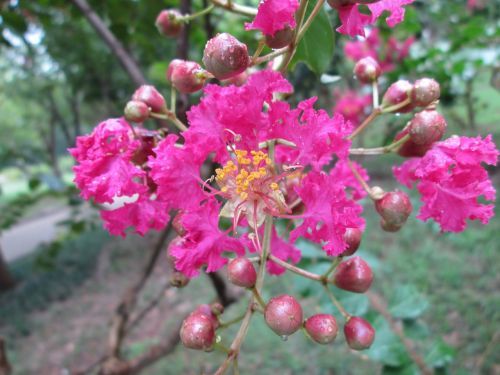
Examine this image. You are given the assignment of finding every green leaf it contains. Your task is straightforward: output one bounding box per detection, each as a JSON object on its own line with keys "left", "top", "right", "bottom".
{"left": 382, "top": 364, "right": 421, "bottom": 375}
{"left": 290, "top": 3, "right": 334, "bottom": 75}
{"left": 389, "top": 285, "right": 429, "bottom": 319}
{"left": 425, "top": 339, "right": 456, "bottom": 368}
{"left": 365, "top": 317, "right": 412, "bottom": 367}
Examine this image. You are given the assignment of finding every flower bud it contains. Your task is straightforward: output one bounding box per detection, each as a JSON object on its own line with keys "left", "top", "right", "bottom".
{"left": 333, "top": 256, "right": 373, "bottom": 293}
{"left": 265, "top": 26, "right": 294, "bottom": 49}
{"left": 408, "top": 110, "right": 447, "bottom": 145}
{"left": 124, "top": 100, "right": 150, "bottom": 123}
{"left": 227, "top": 258, "right": 257, "bottom": 288}
{"left": 203, "top": 33, "right": 250, "bottom": 80}
{"left": 221, "top": 70, "right": 249, "bottom": 86}
{"left": 304, "top": 314, "right": 338, "bottom": 344}
{"left": 375, "top": 191, "right": 412, "bottom": 228}
{"left": 394, "top": 127, "right": 431, "bottom": 158}
{"left": 341, "top": 228, "right": 362, "bottom": 256}
{"left": 155, "top": 9, "right": 183, "bottom": 37}
{"left": 354, "top": 57, "right": 381, "bottom": 84}
{"left": 132, "top": 85, "right": 166, "bottom": 113}
{"left": 411, "top": 78, "right": 440, "bottom": 107}
{"left": 193, "top": 304, "right": 220, "bottom": 329}
{"left": 380, "top": 218, "right": 402, "bottom": 232}
{"left": 328, "top": 0, "right": 380, "bottom": 9}
{"left": 172, "top": 211, "right": 186, "bottom": 237}
{"left": 167, "top": 59, "right": 208, "bottom": 94}
{"left": 170, "top": 271, "right": 190, "bottom": 288}
{"left": 180, "top": 312, "right": 215, "bottom": 351}
{"left": 166, "top": 236, "right": 185, "bottom": 267}
{"left": 344, "top": 316, "right": 375, "bottom": 350}
{"left": 381, "top": 80, "right": 415, "bottom": 113}
{"left": 265, "top": 295, "right": 303, "bottom": 336}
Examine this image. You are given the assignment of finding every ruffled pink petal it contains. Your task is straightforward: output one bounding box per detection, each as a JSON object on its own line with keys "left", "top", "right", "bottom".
{"left": 245, "top": 0, "right": 299, "bottom": 36}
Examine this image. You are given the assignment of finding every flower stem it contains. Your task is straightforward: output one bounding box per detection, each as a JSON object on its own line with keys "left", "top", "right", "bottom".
{"left": 219, "top": 312, "right": 246, "bottom": 329}
{"left": 323, "top": 284, "right": 350, "bottom": 319}
{"left": 372, "top": 79, "right": 379, "bottom": 109}
{"left": 347, "top": 159, "right": 377, "bottom": 200}
{"left": 252, "top": 287, "right": 266, "bottom": 308}
{"left": 349, "top": 133, "right": 411, "bottom": 155}
{"left": 295, "top": 0, "right": 326, "bottom": 44}
{"left": 347, "top": 108, "right": 381, "bottom": 140}
{"left": 150, "top": 112, "right": 188, "bottom": 132}
{"left": 380, "top": 97, "right": 412, "bottom": 113}
{"left": 267, "top": 254, "right": 324, "bottom": 282}
{"left": 170, "top": 85, "right": 177, "bottom": 114}
{"left": 179, "top": 4, "right": 214, "bottom": 22}
{"left": 210, "top": 0, "right": 257, "bottom": 16}
{"left": 253, "top": 47, "right": 289, "bottom": 66}
{"left": 322, "top": 257, "right": 342, "bottom": 278}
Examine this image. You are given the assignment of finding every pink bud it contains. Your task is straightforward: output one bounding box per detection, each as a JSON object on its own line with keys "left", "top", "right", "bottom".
{"left": 381, "top": 80, "right": 415, "bottom": 113}
{"left": 354, "top": 57, "right": 381, "bottom": 84}
{"left": 344, "top": 316, "right": 375, "bottom": 350}
{"left": 124, "top": 100, "right": 150, "bottom": 123}
{"left": 411, "top": 78, "right": 440, "bottom": 107}
{"left": 167, "top": 59, "right": 208, "bottom": 94}
{"left": 170, "top": 271, "right": 190, "bottom": 288}
{"left": 375, "top": 191, "right": 412, "bottom": 228}
{"left": 227, "top": 258, "right": 257, "bottom": 288}
{"left": 172, "top": 211, "right": 186, "bottom": 237}
{"left": 333, "top": 256, "right": 373, "bottom": 293}
{"left": 155, "top": 9, "right": 183, "bottom": 37}
{"left": 408, "top": 109, "right": 447, "bottom": 145}
{"left": 265, "top": 26, "right": 294, "bottom": 49}
{"left": 132, "top": 85, "right": 166, "bottom": 112}
{"left": 180, "top": 312, "right": 215, "bottom": 351}
{"left": 341, "top": 228, "right": 363, "bottom": 256}
{"left": 394, "top": 127, "right": 432, "bottom": 158}
{"left": 193, "top": 304, "right": 220, "bottom": 329}
{"left": 265, "top": 295, "right": 303, "bottom": 336}
{"left": 221, "top": 70, "right": 249, "bottom": 87}
{"left": 203, "top": 33, "right": 250, "bottom": 80}
{"left": 304, "top": 314, "right": 338, "bottom": 344}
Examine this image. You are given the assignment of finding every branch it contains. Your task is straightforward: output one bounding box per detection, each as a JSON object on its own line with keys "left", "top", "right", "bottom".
{"left": 0, "top": 338, "right": 11, "bottom": 375}
{"left": 70, "top": 0, "right": 147, "bottom": 86}
{"left": 366, "top": 291, "right": 433, "bottom": 375}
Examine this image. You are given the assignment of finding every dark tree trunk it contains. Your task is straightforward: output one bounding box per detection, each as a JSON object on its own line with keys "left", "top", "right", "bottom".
{"left": 0, "top": 246, "right": 15, "bottom": 292}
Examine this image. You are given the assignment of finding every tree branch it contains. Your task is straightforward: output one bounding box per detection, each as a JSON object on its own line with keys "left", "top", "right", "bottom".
{"left": 69, "top": 0, "right": 147, "bottom": 86}
{"left": 0, "top": 338, "right": 12, "bottom": 375}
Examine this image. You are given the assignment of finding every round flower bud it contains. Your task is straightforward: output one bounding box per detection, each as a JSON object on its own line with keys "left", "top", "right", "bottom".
{"left": 124, "top": 100, "right": 150, "bottom": 123}
{"left": 227, "top": 258, "right": 257, "bottom": 288}
{"left": 333, "top": 256, "right": 373, "bottom": 293}
{"left": 265, "top": 26, "right": 294, "bottom": 49}
{"left": 172, "top": 211, "right": 186, "bottom": 237}
{"left": 166, "top": 236, "right": 185, "bottom": 267}
{"left": 180, "top": 312, "right": 215, "bottom": 351}
{"left": 167, "top": 59, "right": 208, "bottom": 94}
{"left": 408, "top": 110, "right": 447, "bottom": 146}
{"left": 155, "top": 9, "right": 183, "bottom": 37}
{"left": 380, "top": 218, "right": 402, "bottom": 232}
{"left": 203, "top": 33, "right": 250, "bottom": 80}
{"left": 375, "top": 191, "right": 413, "bottom": 228}
{"left": 193, "top": 304, "right": 220, "bottom": 329}
{"left": 411, "top": 78, "right": 440, "bottom": 107}
{"left": 344, "top": 317, "right": 375, "bottom": 350}
{"left": 394, "top": 127, "right": 432, "bottom": 158}
{"left": 381, "top": 80, "right": 415, "bottom": 113}
{"left": 304, "top": 314, "right": 338, "bottom": 344}
{"left": 341, "top": 228, "right": 363, "bottom": 256}
{"left": 354, "top": 57, "right": 381, "bottom": 84}
{"left": 132, "top": 85, "right": 166, "bottom": 113}
{"left": 265, "top": 295, "right": 303, "bottom": 336}
{"left": 170, "top": 271, "right": 190, "bottom": 288}
{"left": 221, "top": 70, "right": 249, "bottom": 87}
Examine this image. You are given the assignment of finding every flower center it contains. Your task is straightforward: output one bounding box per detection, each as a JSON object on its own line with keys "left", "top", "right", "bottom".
{"left": 215, "top": 149, "right": 279, "bottom": 201}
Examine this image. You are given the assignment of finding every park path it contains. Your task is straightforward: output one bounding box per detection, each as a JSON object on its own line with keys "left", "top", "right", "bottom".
{"left": 0, "top": 208, "right": 71, "bottom": 262}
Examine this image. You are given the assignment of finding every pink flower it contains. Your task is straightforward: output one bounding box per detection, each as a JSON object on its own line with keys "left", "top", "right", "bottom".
{"left": 270, "top": 97, "right": 353, "bottom": 170}
{"left": 330, "top": 160, "right": 369, "bottom": 200}
{"left": 69, "top": 118, "right": 146, "bottom": 204}
{"left": 393, "top": 135, "right": 499, "bottom": 232}
{"left": 169, "top": 199, "right": 246, "bottom": 277}
{"left": 290, "top": 171, "right": 365, "bottom": 256}
{"left": 245, "top": 0, "right": 299, "bottom": 36}
{"left": 148, "top": 134, "right": 206, "bottom": 210}
{"left": 185, "top": 70, "right": 292, "bottom": 163}
{"left": 336, "top": 0, "right": 415, "bottom": 37}
{"left": 101, "top": 196, "right": 170, "bottom": 237}
{"left": 333, "top": 90, "right": 371, "bottom": 127}
{"left": 344, "top": 28, "right": 415, "bottom": 73}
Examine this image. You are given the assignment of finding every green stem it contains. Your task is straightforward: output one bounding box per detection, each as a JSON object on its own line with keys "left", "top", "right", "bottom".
{"left": 347, "top": 108, "right": 381, "bottom": 140}
{"left": 295, "top": 0, "right": 326, "bottom": 44}
{"left": 252, "top": 288, "right": 266, "bottom": 308}
{"left": 268, "top": 254, "right": 324, "bottom": 282}
{"left": 349, "top": 134, "right": 411, "bottom": 155}
{"left": 372, "top": 79, "right": 379, "bottom": 109}
{"left": 381, "top": 97, "right": 412, "bottom": 113}
{"left": 323, "top": 284, "right": 350, "bottom": 319}
{"left": 210, "top": 0, "right": 257, "bottom": 16}
{"left": 170, "top": 85, "right": 177, "bottom": 114}
{"left": 179, "top": 4, "right": 214, "bottom": 22}
{"left": 323, "top": 257, "right": 342, "bottom": 278}
{"left": 219, "top": 312, "right": 246, "bottom": 329}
